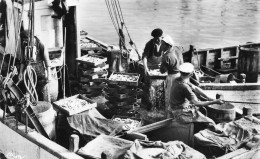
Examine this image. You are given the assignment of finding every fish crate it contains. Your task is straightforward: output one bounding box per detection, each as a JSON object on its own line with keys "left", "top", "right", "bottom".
{"left": 109, "top": 98, "right": 136, "bottom": 107}
{"left": 148, "top": 69, "right": 167, "bottom": 79}
{"left": 112, "top": 115, "right": 143, "bottom": 130}
{"left": 79, "top": 77, "right": 90, "bottom": 83}
{"left": 92, "top": 76, "right": 107, "bottom": 83}
{"left": 88, "top": 64, "right": 109, "bottom": 73}
{"left": 76, "top": 54, "right": 107, "bottom": 67}
{"left": 108, "top": 72, "right": 140, "bottom": 87}
{"left": 81, "top": 69, "right": 108, "bottom": 76}
{"left": 104, "top": 91, "right": 135, "bottom": 101}
{"left": 53, "top": 94, "right": 97, "bottom": 116}
{"left": 81, "top": 70, "right": 108, "bottom": 78}
{"left": 79, "top": 62, "right": 107, "bottom": 70}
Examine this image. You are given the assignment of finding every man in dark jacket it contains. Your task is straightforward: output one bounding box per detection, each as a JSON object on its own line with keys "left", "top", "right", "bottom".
{"left": 142, "top": 28, "right": 168, "bottom": 75}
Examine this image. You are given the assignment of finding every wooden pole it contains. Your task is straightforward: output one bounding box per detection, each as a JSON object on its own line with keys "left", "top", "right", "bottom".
{"left": 63, "top": 28, "right": 66, "bottom": 99}
{"left": 224, "top": 100, "right": 260, "bottom": 105}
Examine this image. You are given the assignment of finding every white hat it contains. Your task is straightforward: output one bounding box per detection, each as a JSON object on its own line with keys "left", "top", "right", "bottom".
{"left": 179, "top": 62, "right": 194, "bottom": 73}
{"left": 162, "top": 35, "right": 174, "bottom": 46}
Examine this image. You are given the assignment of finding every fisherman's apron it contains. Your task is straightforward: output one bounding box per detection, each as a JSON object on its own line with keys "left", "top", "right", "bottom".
{"left": 165, "top": 73, "right": 180, "bottom": 118}
{"left": 143, "top": 54, "right": 165, "bottom": 111}
{"left": 168, "top": 106, "right": 215, "bottom": 125}
{"left": 31, "top": 61, "right": 58, "bottom": 102}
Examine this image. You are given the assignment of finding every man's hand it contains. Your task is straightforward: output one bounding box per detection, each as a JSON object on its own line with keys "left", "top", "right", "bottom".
{"left": 214, "top": 99, "right": 224, "bottom": 105}
{"left": 207, "top": 97, "right": 215, "bottom": 101}
{"left": 145, "top": 69, "right": 150, "bottom": 76}
{"left": 17, "top": 73, "right": 23, "bottom": 84}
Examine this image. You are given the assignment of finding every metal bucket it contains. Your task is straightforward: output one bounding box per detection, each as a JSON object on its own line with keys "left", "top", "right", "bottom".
{"left": 207, "top": 103, "right": 236, "bottom": 123}
{"left": 31, "top": 101, "right": 57, "bottom": 140}
{"left": 238, "top": 47, "right": 260, "bottom": 83}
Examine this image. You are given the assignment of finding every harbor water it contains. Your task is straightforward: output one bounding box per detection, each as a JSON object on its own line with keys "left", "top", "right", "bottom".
{"left": 79, "top": 0, "right": 260, "bottom": 53}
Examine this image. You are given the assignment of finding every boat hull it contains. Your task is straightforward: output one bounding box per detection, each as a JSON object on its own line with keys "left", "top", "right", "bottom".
{"left": 0, "top": 117, "right": 83, "bottom": 159}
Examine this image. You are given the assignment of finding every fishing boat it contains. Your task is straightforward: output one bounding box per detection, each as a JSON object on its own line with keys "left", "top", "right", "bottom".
{"left": 184, "top": 42, "right": 260, "bottom": 116}
{"left": 0, "top": 1, "right": 259, "bottom": 159}
{"left": 0, "top": 0, "right": 85, "bottom": 158}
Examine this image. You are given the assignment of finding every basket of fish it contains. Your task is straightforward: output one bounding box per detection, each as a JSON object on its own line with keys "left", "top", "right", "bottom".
{"left": 149, "top": 69, "right": 167, "bottom": 79}
{"left": 76, "top": 54, "right": 107, "bottom": 66}
{"left": 108, "top": 72, "right": 140, "bottom": 86}
{"left": 53, "top": 94, "right": 97, "bottom": 116}
{"left": 112, "top": 115, "right": 142, "bottom": 130}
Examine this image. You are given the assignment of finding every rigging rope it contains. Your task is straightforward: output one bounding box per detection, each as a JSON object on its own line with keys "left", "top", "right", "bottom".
{"left": 0, "top": 0, "right": 24, "bottom": 79}
{"left": 105, "top": 0, "right": 141, "bottom": 60}
{"left": 23, "top": 0, "right": 38, "bottom": 102}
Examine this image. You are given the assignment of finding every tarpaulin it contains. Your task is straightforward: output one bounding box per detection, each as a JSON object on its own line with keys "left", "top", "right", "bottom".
{"left": 67, "top": 108, "right": 123, "bottom": 137}
{"left": 124, "top": 140, "right": 206, "bottom": 159}
{"left": 77, "top": 135, "right": 133, "bottom": 159}
{"left": 78, "top": 136, "right": 206, "bottom": 159}
{"left": 194, "top": 117, "right": 260, "bottom": 152}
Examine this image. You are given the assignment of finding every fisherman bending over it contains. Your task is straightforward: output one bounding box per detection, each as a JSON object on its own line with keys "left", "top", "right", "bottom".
{"left": 142, "top": 28, "right": 169, "bottom": 110}
{"left": 169, "top": 62, "right": 223, "bottom": 130}
{"left": 160, "top": 35, "right": 194, "bottom": 117}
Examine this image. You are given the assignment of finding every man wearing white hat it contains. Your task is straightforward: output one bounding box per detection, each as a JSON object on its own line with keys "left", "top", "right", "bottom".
{"left": 168, "top": 62, "right": 223, "bottom": 125}
{"left": 160, "top": 35, "right": 194, "bottom": 117}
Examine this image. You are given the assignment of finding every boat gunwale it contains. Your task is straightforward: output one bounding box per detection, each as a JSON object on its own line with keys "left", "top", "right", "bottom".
{"left": 199, "top": 83, "right": 260, "bottom": 90}
{"left": 0, "top": 118, "right": 84, "bottom": 159}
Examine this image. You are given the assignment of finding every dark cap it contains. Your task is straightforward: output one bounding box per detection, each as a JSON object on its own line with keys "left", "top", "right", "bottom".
{"left": 151, "top": 28, "right": 163, "bottom": 38}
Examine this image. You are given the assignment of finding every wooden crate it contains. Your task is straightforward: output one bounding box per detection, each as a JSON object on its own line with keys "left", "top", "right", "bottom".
{"left": 76, "top": 55, "right": 107, "bottom": 66}
{"left": 148, "top": 69, "right": 167, "bottom": 79}
{"left": 108, "top": 72, "right": 140, "bottom": 87}
{"left": 112, "top": 115, "right": 143, "bottom": 130}
{"left": 53, "top": 94, "right": 97, "bottom": 116}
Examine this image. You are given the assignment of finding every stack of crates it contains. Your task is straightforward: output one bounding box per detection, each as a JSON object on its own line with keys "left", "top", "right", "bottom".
{"left": 76, "top": 54, "right": 108, "bottom": 98}
{"left": 103, "top": 72, "right": 143, "bottom": 116}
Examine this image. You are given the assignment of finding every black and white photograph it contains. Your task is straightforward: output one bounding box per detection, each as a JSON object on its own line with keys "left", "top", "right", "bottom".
{"left": 0, "top": 0, "right": 260, "bottom": 158}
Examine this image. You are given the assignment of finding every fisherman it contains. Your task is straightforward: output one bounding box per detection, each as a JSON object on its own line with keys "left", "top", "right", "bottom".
{"left": 142, "top": 28, "right": 168, "bottom": 75}
{"left": 160, "top": 35, "right": 195, "bottom": 118}
{"left": 19, "top": 30, "right": 56, "bottom": 101}
{"left": 142, "top": 28, "right": 169, "bottom": 110}
{"left": 169, "top": 62, "right": 223, "bottom": 130}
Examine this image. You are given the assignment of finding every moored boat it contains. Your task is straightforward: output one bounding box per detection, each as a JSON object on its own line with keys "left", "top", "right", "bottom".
{"left": 184, "top": 42, "right": 260, "bottom": 115}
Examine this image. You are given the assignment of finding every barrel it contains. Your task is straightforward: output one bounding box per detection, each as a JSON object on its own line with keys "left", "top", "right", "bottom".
{"left": 31, "top": 101, "right": 57, "bottom": 140}
{"left": 238, "top": 47, "right": 260, "bottom": 83}
{"left": 207, "top": 103, "right": 236, "bottom": 123}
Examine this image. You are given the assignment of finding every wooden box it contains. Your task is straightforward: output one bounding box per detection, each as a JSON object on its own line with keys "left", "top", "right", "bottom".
{"left": 112, "top": 115, "right": 143, "bottom": 130}
{"left": 53, "top": 94, "right": 97, "bottom": 116}
{"left": 76, "top": 55, "right": 107, "bottom": 66}
{"left": 108, "top": 72, "right": 140, "bottom": 86}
